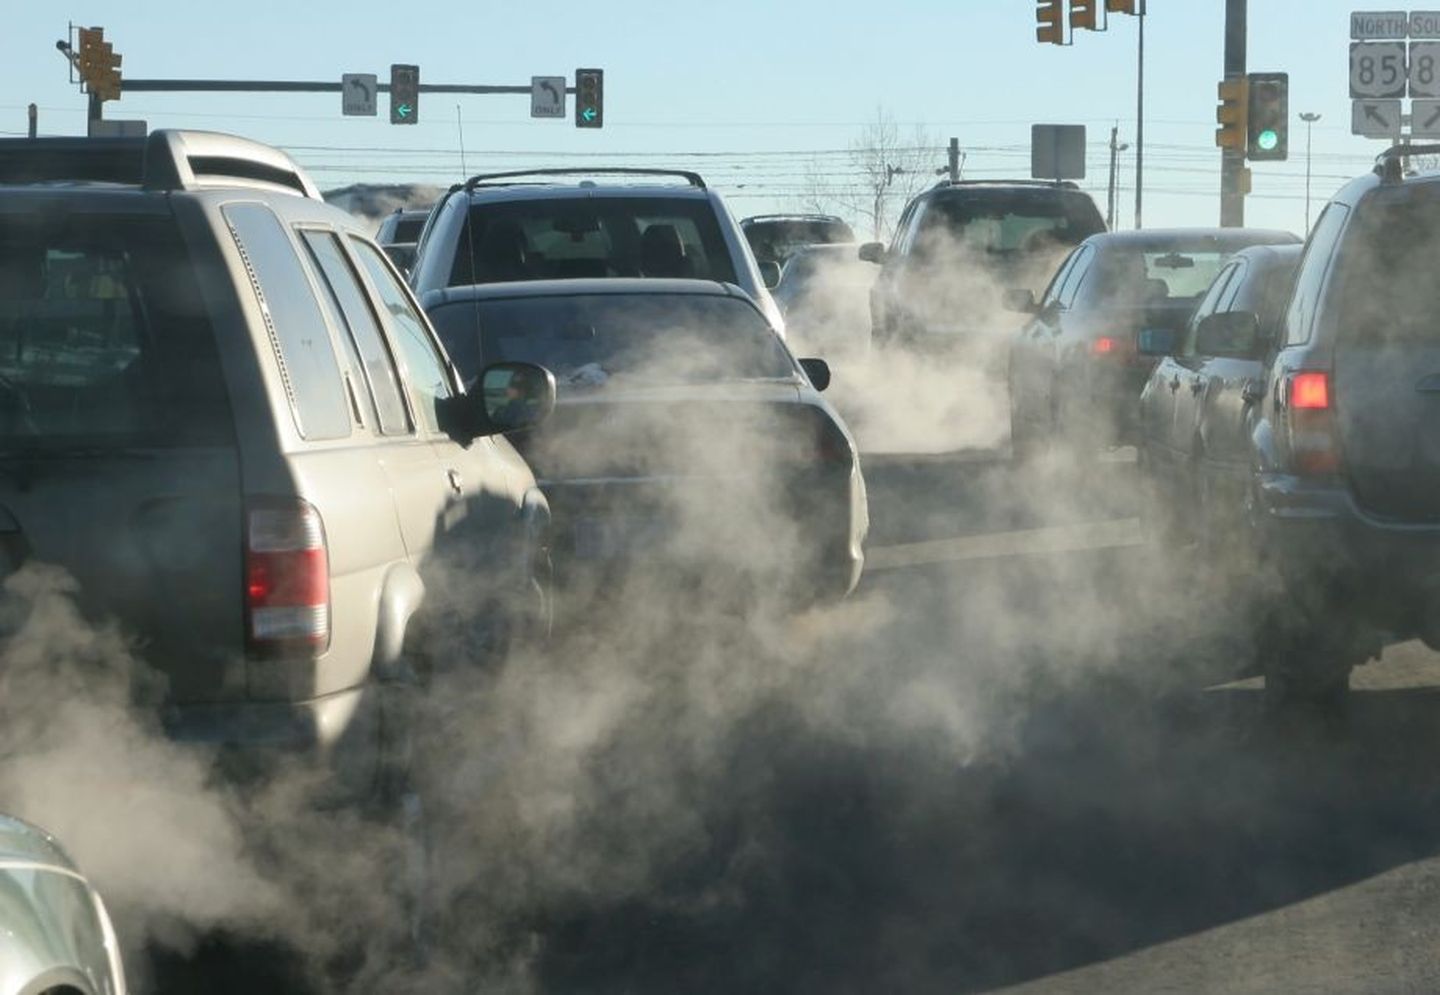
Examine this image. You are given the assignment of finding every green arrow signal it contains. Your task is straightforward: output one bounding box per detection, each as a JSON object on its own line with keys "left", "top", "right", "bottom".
{"left": 397, "top": 103, "right": 412, "bottom": 119}
{"left": 581, "top": 107, "right": 596, "bottom": 122}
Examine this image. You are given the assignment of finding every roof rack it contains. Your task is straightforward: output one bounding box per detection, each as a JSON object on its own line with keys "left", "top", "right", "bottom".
{"left": 462, "top": 167, "right": 706, "bottom": 191}
{"left": 740, "top": 212, "right": 847, "bottom": 223}
{"left": 0, "top": 129, "right": 320, "bottom": 199}
{"left": 1374, "top": 142, "right": 1440, "bottom": 183}
{"left": 931, "top": 178, "right": 1081, "bottom": 190}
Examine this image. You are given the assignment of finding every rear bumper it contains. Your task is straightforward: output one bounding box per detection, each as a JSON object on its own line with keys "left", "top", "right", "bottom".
{"left": 162, "top": 682, "right": 384, "bottom": 793}
{"left": 1253, "top": 470, "right": 1440, "bottom": 633}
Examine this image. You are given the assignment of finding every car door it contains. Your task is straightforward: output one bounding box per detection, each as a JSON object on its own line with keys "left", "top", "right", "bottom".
{"left": 1033, "top": 244, "right": 1095, "bottom": 427}
{"left": 348, "top": 236, "right": 529, "bottom": 614}
{"left": 1011, "top": 246, "right": 1076, "bottom": 429}
{"left": 1170, "top": 260, "right": 1245, "bottom": 467}
{"left": 871, "top": 198, "right": 922, "bottom": 341}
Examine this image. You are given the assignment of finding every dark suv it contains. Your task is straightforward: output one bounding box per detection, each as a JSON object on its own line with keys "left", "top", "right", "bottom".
{"left": 0, "top": 131, "right": 554, "bottom": 798}
{"left": 1242, "top": 149, "right": 1440, "bottom": 700}
{"left": 860, "top": 180, "right": 1106, "bottom": 354}
{"left": 741, "top": 213, "right": 855, "bottom": 266}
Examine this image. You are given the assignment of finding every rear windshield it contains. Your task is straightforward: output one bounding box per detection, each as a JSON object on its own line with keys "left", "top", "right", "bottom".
{"left": 920, "top": 192, "right": 1104, "bottom": 255}
{"left": 745, "top": 219, "right": 855, "bottom": 263}
{"left": 391, "top": 217, "right": 425, "bottom": 243}
{"left": 1332, "top": 192, "right": 1440, "bottom": 339}
{"left": 449, "top": 197, "right": 738, "bottom": 287}
{"left": 0, "top": 210, "right": 230, "bottom": 448}
{"left": 428, "top": 294, "right": 794, "bottom": 387}
{"left": 1084, "top": 249, "right": 1233, "bottom": 306}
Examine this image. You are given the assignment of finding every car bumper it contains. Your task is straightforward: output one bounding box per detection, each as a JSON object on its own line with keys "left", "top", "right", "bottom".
{"left": 162, "top": 682, "right": 385, "bottom": 794}
{"left": 1254, "top": 470, "right": 1440, "bottom": 634}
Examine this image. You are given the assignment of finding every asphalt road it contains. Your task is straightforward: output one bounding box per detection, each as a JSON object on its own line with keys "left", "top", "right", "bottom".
{"left": 149, "top": 446, "right": 1440, "bottom": 993}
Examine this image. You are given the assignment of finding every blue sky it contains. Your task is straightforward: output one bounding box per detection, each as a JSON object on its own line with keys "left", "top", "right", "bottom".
{"left": 2, "top": 1, "right": 1388, "bottom": 234}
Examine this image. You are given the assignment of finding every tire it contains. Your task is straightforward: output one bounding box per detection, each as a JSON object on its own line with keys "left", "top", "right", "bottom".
{"left": 1258, "top": 609, "right": 1357, "bottom": 709}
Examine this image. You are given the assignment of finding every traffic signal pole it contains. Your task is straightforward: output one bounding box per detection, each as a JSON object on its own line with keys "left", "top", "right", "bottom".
{"left": 1135, "top": 0, "right": 1146, "bottom": 229}
{"left": 1220, "top": 0, "right": 1248, "bottom": 227}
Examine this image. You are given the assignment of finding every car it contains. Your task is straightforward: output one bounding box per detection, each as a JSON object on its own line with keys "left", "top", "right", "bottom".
{"left": 375, "top": 207, "right": 431, "bottom": 273}
{"left": 0, "top": 131, "right": 554, "bottom": 812}
{"left": 1230, "top": 150, "right": 1440, "bottom": 701}
{"left": 740, "top": 213, "right": 855, "bottom": 267}
{"left": 771, "top": 243, "right": 875, "bottom": 355}
{"left": 421, "top": 278, "right": 868, "bottom": 602}
{"left": 1006, "top": 227, "right": 1300, "bottom": 455}
{"left": 407, "top": 168, "right": 788, "bottom": 338}
{"left": 0, "top": 815, "right": 127, "bottom": 995}
{"left": 859, "top": 180, "right": 1107, "bottom": 357}
{"left": 1137, "top": 243, "right": 1301, "bottom": 545}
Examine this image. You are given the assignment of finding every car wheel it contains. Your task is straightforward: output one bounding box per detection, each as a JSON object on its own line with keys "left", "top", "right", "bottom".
{"left": 1258, "top": 610, "right": 1357, "bottom": 709}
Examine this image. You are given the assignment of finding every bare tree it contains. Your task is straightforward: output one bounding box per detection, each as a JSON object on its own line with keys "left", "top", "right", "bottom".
{"left": 795, "top": 109, "right": 940, "bottom": 241}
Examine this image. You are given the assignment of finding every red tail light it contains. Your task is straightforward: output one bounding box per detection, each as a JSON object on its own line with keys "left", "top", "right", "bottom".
{"left": 245, "top": 500, "right": 330, "bottom": 654}
{"left": 1091, "top": 336, "right": 1119, "bottom": 356}
{"left": 1285, "top": 371, "right": 1339, "bottom": 475}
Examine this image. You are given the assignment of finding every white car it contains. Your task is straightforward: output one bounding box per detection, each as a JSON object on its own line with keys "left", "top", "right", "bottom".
{"left": 0, "top": 815, "right": 126, "bottom": 995}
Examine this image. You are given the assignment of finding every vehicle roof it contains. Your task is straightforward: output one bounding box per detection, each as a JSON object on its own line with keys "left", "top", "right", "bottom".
{"left": 0, "top": 815, "right": 75, "bottom": 872}
{"left": 927, "top": 179, "right": 1087, "bottom": 194}
{"left": 461, "top": 184, "right": 712, "bottom": 204}
{"left": 426, "top": 278, "right": 751, "bottom": 305}
{"left": 741, "top": 213, "right": 849, "bottom": 225}
{"left": 1229, "top": 242, "right": 1304, "bottom": 266}
{"left": 1083, "top": 227, "right": 1299, "bottom": 249}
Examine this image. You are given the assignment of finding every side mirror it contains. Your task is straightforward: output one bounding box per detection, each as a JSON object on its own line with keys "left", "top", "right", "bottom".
{"left": 1002, "top": 288, "right": 1039, "bottom": 314}
{"left": 1194, "top": 310, "right": 1263, "bottom": 359}
{"left": 798, "top": 357, "right": 831, "bottom": 392}
{"left": 441, "top": 361, "right": 556, "bottom": 442}
{"left": 759, "top": 260, "right": 782, "bottom": 290}
{"left": 858, "top": 242, "right": 887, "bottom": 265}
{"left": 1136, "top": 326, "right": 1180, "bottom": 357}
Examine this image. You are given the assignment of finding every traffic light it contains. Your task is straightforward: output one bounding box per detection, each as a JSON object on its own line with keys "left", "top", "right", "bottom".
{"left": 76, "top": 27, "right": 122, "bottom": 102}
{"left": 1071, "top": 0, "right": 1100, "bottom": 31}
{"left": 389, "top": 64, "right": 419, "bottom": 125}
{"left": 1036, "top": 0, "right": 1064, "bottom": 44}
{"left": 575, "top": 68, "right": 603, "bottom": 128}
{"left": 1216, "top": 76, "right": 1248, "bottom": 151}
{"left": 1247, "top": 72, "right": 1289, "bottom": 161}
{"left": 1106, "top": 0, "right": 1137, "bottom": 12}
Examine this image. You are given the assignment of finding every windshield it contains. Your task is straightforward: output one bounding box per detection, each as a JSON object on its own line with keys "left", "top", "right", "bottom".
{"left": 1084, "top": 248, "right": 1233, "bottom": 306}
{"left": 921, "top": 193, "right": 1102, "bottom": 257}
{"left": 745, "top": 218, "right": 856, "bottom": 263}
{"left": 1333, "top": 193, "right": 1440, "bottom": 339}
{"left": 0, "top": 211, "right": 229, "bottom": 447}
{"left": 450, "top": 197, "right": 738, "bottom": 286}
{"left": 429, "top": 293, "right": 796, "bottom": 386}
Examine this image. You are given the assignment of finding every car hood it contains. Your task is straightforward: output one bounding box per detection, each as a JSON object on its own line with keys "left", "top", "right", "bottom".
{"left": 0, "top": 816, "right": 74, "bottom": 872}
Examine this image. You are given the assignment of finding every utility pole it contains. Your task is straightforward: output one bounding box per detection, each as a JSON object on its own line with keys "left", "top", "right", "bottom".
{"left": 1135, "top": 0, "right": 1147, "bottom": 229}
{"left": 1107, "top": 126, "right": 1129, "bottom": 229}
{"left": 1300, "top": 111, "right": 1321, "bottom": 231}
{"left": 27, "top": 104, "right": 37, "bottom": 139}
{"left": 1220, "top": 0, "right": 1248, "bottom": 227}
{"left": 948, "top": 137, "right": 960, "bottom": 183}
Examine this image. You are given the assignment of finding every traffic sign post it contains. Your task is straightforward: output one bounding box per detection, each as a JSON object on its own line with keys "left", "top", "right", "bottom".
{"left": 1411, "top": 40, "right": 1440, "bottom": 94}
{"left": 1352, "top": 10, "right": 1409, "bottom": 37}
{"left": 1351, "top": 40, "right": 1408, "bottom": 97}
{"left": 530, "top": 76, "right": 565, "bottom": 118}
{"left": 1030, "top": 124, "right": 1087, "bottom": 180}
{"left": 342, "top": 73, "right": 377, "bottom": 116}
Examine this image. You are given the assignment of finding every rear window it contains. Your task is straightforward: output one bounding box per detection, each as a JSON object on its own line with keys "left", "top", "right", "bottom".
{"left": 919, "top": 192, "right": 1103, "bottom": 255}
{"left": 0, "top": 210, "right": 230, "bottom": 447}
{"left": 428, "top": 293, "right": 794, "bottom": 387}
{"left": 1084, "top": 248, "right": 1233, "bottom": 305}
{"left": 745, "top": 218, "right": 855, "bottom": 263}
{"left": 449, "top": 197, "right": 738, "bottom": 286}
{"left": 392, "top": 217, "right": 426, "bottom": 243}
{"left": 1331, "top": 192, "right": 1440, "bottom": 340}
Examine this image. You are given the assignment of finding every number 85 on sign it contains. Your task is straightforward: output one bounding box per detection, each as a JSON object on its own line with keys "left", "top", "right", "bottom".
{"left": 1413, "top": 42, "right": 1440, "bottom": 98}
{"left": 1351, "top": 41, "right": 1406, "bottom": 98}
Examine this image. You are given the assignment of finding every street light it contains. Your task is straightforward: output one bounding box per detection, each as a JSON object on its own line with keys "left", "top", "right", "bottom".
{"left": 1300, "top": 111, "right": 1322, "bottom": 232}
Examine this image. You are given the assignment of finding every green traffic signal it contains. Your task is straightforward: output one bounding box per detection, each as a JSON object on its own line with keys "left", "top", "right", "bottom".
{"left": 1257, "top": 129, "right": 1278, "bottom": 151}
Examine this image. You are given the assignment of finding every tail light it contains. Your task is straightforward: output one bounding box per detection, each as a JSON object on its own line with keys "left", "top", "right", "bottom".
{"left": 1285, "top": 371, "right": 1340, "bottom": 475}
{"left": 1091, "top": 335, "right": 1119, "bottom": 357}
{"left": 245, "top": 499, "right": 330, "bottom": 654}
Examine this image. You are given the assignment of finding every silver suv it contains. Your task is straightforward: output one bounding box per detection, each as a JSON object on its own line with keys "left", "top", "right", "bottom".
{"left": 407, "top": 167, "right": 788, "bottom": 337}
{"left": 0, "top": 130, "right": 554, "bottom": 798}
